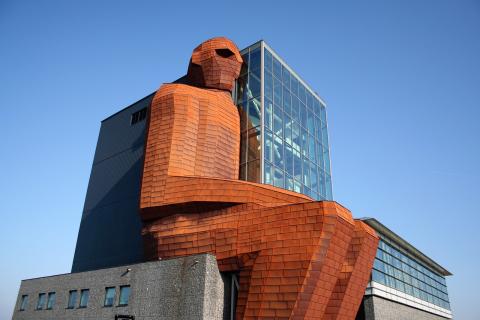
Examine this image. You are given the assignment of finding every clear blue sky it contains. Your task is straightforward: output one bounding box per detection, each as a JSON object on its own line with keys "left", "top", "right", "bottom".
{"left": 1, "top": 0, "right": 479, "bottom": 319}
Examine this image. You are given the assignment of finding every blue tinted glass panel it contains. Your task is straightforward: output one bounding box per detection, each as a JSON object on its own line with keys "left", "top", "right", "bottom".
{"left": 273, "top": 105, "right": 283, "bottom": 138}
{"left": 264, "top": 48, "right": 272, "bottom": 72}
{"left": 285, "top": 143, "right": 293, "bottom": 177}
{"left": 298, "top": 85, "right": 306, "bottom": 103}
{"left": 306, "top": 91, "right": 313, "bottom": 110}
{"left": 36, "top": 293, "right": 46, "bottom": 310}
{"left": 248, "top": 73, "right": 261, "bottom": 99}
{"left": 293, "top": 149, "right": 302, "bottom": 182}
{"left": 264, "top": 98, "right": 272, "bottom": 130}
{"left": 273, "top": 135, "right": 284, "bottom": 168}
{"left": 248, "top": 98, "right": 261, "bottom": 129}
{"left": 247, "top": 128, "right": 261, "bottom": 161}
{"left": 310, "top": 163, "right": 317, "bottom": 192}
{"left": 79, "top": 289, "right": 89, "bottom": 308}
{"left": 104, "top": 287, "right": 115, "bottom": 307}
{"left": 20, "top": 295, "right": 28, "bottom": 311}
{"left": 303, "top": 157, "right": 311, "bottom": 188}
{"left": 285, "top": 175, "right": 294, "bottom": 191}
{"left": 307, "top": 109, "right": 315, "bottom": 133}
{"left": 249, "top": 47, "right": 261, "bottom": 78}
{"left": 273, "top": 167, "right": 284, "bottom": 188}
{"left": 265, "top": 129, "right": 273, "bottom": 163}
{"left": 291, "top": 76, "right": 299, "bottom": 96}
{"left": 291, "top": 97, "right": 299, "bottom": 123}
{"left": 46, "top": 292, "right": 55, "bottom": 310}
{"left": 282, "top": 66, "right": 290, "bottom": 89}
{"left": 283, "top": 89, "right": 291, "bottom": 115}
{"left": 292, "top": 121, "right": 301, "bottom": 151}
{"left": 284, "top": 115, "right": 292, "bottom": 145}
{"left": 300, "top": 102, "right": 307, "bottom": 128}
{"left": 119, "top": 286, "right": 131, "bottom": 306}
{"left": 264, "top": 160, "right": 272, "bottom": 185}
{"left": 67, "top": 291, "right": 77, "bottom": 309}
{"left": 273, "top": 77, "right": 282, "bottom": 106}
{"left": 273, "top": 56, "right": 282, "bottom": 79}
{"left": 264, "top": 71, "right": 273, "bottom": 101}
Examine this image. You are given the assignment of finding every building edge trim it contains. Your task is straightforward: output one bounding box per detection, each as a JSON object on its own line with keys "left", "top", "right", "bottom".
{"left": 366, "top": 281, "right": 452, "bottom": 319}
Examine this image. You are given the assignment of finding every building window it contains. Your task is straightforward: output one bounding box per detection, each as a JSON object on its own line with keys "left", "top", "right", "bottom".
{"left": 104, "top": 287, "right": 116, "bottom": 307}
{"left": 46, "top": 292, "right": 56, "bottom": 310}
{"left": 19, "top": 295, "right": 28, "bottom": 311}
{"left": 371, "top": 238, "right": 451, "bottom": 310}
{"left": 67, "top": 290, "right": 77, "bottom": 309}
{"left": 130, "top": 107, "right": 147, "bottom": 125}
{"left": 79, "top": 289, "right": 89, "bottom": 308}
{"left": 118, "top": 285, "right": 131, "bottom": 306}
{"left": 36, "top": 293, "right": 46, "bottom": 310}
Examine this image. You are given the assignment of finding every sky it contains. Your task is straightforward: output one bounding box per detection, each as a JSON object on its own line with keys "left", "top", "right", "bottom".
{"left": 0, "top": 0, "right": 479, "bottom": 319}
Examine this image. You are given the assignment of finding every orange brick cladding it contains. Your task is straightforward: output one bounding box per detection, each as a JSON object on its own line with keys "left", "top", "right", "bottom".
{"left": 140, "top": 37, "right": 379, "bottom": 319}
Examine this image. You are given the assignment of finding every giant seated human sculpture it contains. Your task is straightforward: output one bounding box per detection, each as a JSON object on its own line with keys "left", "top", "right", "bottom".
{"left": 139, "top": 37, "right": 379, "bottom": 320}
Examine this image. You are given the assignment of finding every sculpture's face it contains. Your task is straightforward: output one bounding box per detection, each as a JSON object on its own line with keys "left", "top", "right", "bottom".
{"left": 190, "top": 37, "right": 243, "bottom": 91}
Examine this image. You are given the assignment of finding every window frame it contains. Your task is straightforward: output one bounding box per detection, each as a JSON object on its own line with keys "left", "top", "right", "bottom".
{"left": 36, "top": 293, "right": 46, "bottom": 310}
{"left": 46, "top": 292, "right": 56, "bottom": 310}
{"left": 19, "top": 294, "right": 28, "bottom": 311}
{"left": 118, "top": 285, "right": 131, "bottom": 307}
{"left": 67, "top": 290, "right": 77, "bottom": 309}
{"left": 79, "top": 289, "right": 90, "bottom": 308}
{"left": 104, "top": 287, "right": 116, "bottom": 307}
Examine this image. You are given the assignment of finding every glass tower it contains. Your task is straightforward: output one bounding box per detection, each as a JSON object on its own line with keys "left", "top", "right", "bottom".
{"left": 236, "top": 41, "right": 333, "bottom": 201}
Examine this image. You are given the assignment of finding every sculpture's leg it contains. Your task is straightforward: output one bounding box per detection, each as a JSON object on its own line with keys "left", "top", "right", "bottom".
{"left": 323, "top": 220, "right": 379, "bottom": 320}
{"left": 238, "top": 202, "right": 356, "bottom": 320}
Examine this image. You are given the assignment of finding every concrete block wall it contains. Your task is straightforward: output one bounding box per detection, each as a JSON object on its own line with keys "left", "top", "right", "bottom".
{"left": 13, "top": 254, "right": 224, "bottom": 320}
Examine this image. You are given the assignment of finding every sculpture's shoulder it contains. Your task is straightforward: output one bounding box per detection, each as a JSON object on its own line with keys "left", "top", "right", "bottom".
{"left": 155, "top": 83, "right": 232, "bottom": 104}
{"left": 155, "top": 83, "right": 206, "bottom": 98}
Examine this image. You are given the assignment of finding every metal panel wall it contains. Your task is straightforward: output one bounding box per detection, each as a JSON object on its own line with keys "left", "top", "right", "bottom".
{"left": 71, "top": 94, "right": 154, "bottom": 272}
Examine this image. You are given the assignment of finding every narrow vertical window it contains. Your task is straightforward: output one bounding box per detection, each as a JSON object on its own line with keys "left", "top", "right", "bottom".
{"left": 19, "top": 295, "right": 28, "bottom": 311}
{"left": 36, "top": 293, "right": 46, "bottom": 310}
{"left": 79, "top": 289, "right": 89, "bottom": 308}
{"left": 131, "top": 107, "right": 148, "bottom": 125}
{"left": 104, "top": 287, "right": 116, "bottom": 307}
{"left": 46, "top": 292, "right": 56, "bottom": 310}
{"left": 118, "top": 285, "right": 131, "bottom": 306}
{"left": 67, "top": 290, "right": 77, "bottom": 309}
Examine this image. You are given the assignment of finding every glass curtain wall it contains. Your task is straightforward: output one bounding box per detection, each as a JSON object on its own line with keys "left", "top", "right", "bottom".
{"left": 236, "top": 41, "right": 333, "bottom": 200}
{"left": 371, "top": 236, "right": 451, "bottom": 310}
{"left": 237, "top": 43, "right": 262, "bottom": 183}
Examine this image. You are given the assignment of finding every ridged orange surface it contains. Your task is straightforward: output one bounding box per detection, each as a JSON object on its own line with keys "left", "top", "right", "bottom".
{"left": 139, "top": 37, "right": 379, "bottom": 319}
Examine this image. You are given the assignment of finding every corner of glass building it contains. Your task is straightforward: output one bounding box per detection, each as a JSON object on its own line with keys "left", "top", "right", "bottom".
{"left": 236, "top": 40, "right": 333, "bottom": 201}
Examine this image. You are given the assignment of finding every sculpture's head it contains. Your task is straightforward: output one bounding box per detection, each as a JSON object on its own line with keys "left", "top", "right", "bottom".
{"left": 187, "top": 37, "right": 243, "bottom": 92}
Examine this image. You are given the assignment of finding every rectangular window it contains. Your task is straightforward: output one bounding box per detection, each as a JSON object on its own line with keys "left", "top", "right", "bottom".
{"left": 130, "top": 107, "right": 147, "bottom": 125}
{"left": 104, "top": 287, "right": 116, "bottom": 307}
{"left": 118, "top": 285, "right": 131, "bottom": 306}
{"left": 36, "top": 293, "right": 46, "bottom": 310}
{"left": 79, "top": 289, "right": 89, "bottom": 308}
{"left": 46, "top": 292, "right": 56, "bottom": 310}
{"left": 67, "top": 290, "right": 77, "bottom": 309}
{"left": 19, "top": 295, "right": 28, "bottom": 311}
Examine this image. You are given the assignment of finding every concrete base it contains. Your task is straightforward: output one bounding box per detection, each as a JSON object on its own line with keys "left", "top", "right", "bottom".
{"left": 12, "top": 254, "right": 224, "bottom": 320}
{"left": 362, "top": 295, "right": 450, "bottom": 320}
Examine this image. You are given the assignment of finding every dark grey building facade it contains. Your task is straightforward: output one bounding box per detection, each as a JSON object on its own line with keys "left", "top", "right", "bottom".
{"left": 72, "top": 94, "right": 154, "bottom": 272}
